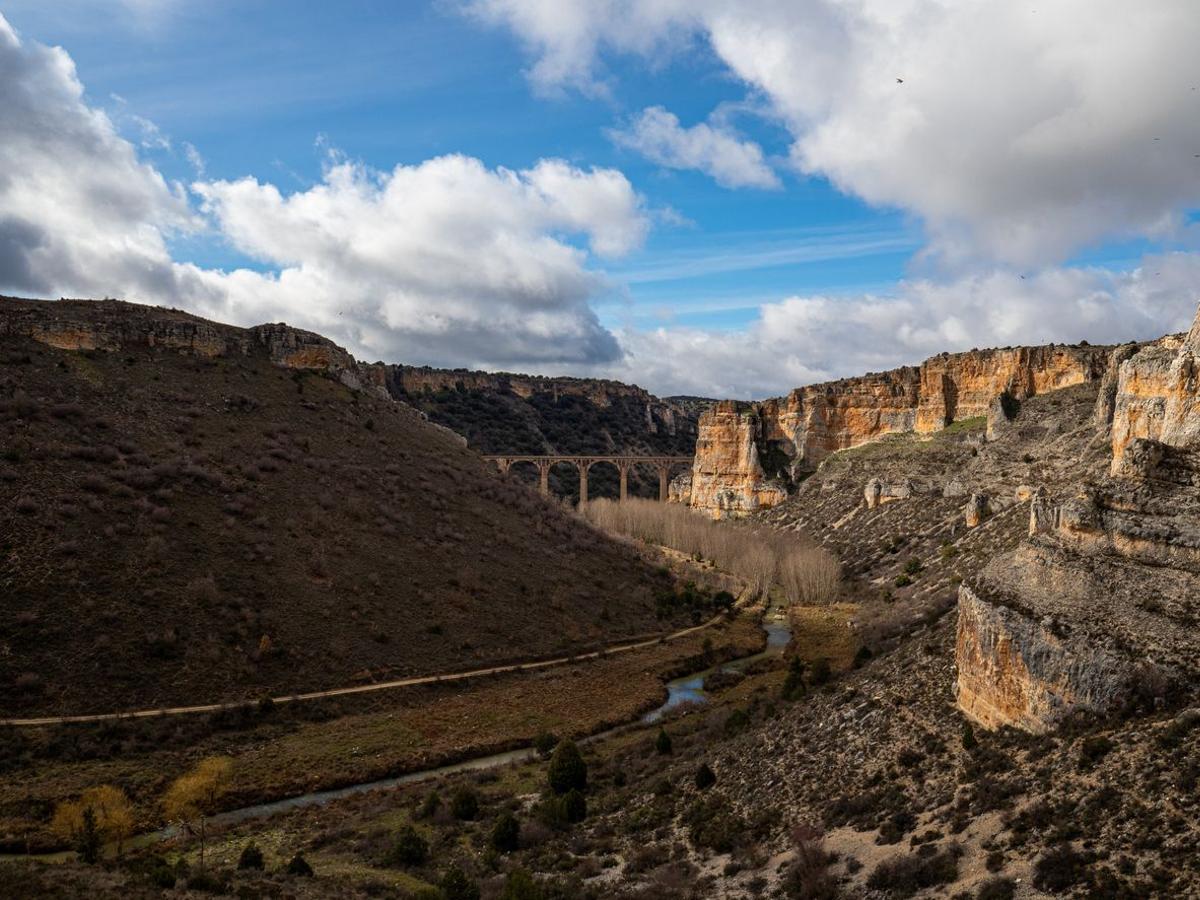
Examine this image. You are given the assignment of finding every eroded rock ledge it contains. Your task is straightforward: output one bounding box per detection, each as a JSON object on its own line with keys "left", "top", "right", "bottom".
{"left": 681, "top": 342, "right": 1110, "bottom": 517}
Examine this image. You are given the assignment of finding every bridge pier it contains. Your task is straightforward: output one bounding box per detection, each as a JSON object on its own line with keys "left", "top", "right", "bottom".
{"left": 482, "top": 454, "right": 692, "bottom": 505}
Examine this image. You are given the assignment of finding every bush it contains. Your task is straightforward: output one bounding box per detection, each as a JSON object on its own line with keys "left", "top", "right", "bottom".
{"left": 1077, "top": 735, "right": 1114, "bottom": 770}
{"left": 386, "top": 825, "right": 429, "bottom": 867}
{"left": 962, "top": 722, "right": 978, "bottom": 751}
{"left": 451, "top": 786, "right": 480, "bottom": 821}
{"left": 694, "top": 763, "right": 717, "bottom": 790}
{"left": 547, "top": 740, "right": 587, "bottom": 795}
{"left": 1034, "top": 844, "right": 1090, "bottom": 893}
{"left": 903, "top": 557, "right": 923, "bottom": 576}
{"left": 809, "top": 658, "right": 832, "bottom": 686}
{"left": 782, "top": 656, "right": 807, "bottom": 700}
{"left": 285, "top": 853, "right": 313, "bottom": 877}
{"left": 500, "top": 868, "right": 542, "bottom": 900}
{"left": 417, "top": 790, "right": 442, "bottom": 819}
{"left": 440, "top": 864, "right": 480, "bottom": 900}
{"left": 977, "top": 876, "right": 1016, "bottom": 900}
{"left": 866, "top": 847, "right": 960, "bottom": 898}
{"left": 894, "top": 574, "right": 913, "bottom": 588}
{"left": 237, "top": 842, "right": 264, "bottom": 870}
{"left": 491, "top": 812, "right": 520, "bottom": 853}
{"left": 533, "top": 731, "right": 558, "bottom": 759}
{"left": 655, "top": 727, "right": 673, "bottom": 755}
{"left": 563, "top": 789, "right": 588, "bottom": 824}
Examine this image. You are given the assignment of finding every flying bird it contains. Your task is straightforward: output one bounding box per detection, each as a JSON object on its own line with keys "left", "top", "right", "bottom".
{"left": 896, "top": 78, "right": 904, "bottom": 83}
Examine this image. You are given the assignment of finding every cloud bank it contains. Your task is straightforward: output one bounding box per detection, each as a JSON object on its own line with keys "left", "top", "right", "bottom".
{"left": 469, "top": 0, "right": 1200, "bottom": 267}
{"left": 0, "top": 13, "right": 646, "bottom": 369}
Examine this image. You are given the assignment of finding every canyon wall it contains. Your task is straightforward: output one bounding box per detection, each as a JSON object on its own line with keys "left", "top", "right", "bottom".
{"left": 955, "top": 303, "right": 1200, "bottom": 731}
{"left": 683, "top": 343, "right": 1110, "bottom": 517}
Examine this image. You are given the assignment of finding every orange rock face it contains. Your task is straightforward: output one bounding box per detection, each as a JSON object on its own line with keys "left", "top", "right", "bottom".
{"left": 683, "top": 343, "right": 1109, "bottom": 517}
{"left": 1106, "top": 325, "right": 1200, "bottom": 470}
{"left": 685, "top": 401, "right": 787, "bottom": 519}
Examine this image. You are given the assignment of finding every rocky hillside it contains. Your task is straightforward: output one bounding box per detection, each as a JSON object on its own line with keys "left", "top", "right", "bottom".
{"left": 0, "top": 297, "right": 693, "bottom": 716}
{"left": 390, "top": 365, "right": 707, "bottom": 502}
{"left": 676, "top": 342, "right": 1112, "bottom": 518}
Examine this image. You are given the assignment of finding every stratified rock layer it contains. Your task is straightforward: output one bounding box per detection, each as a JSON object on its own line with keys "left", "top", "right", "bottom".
{"left": 683, "top": 343, "right": 1109, "bottom": 516}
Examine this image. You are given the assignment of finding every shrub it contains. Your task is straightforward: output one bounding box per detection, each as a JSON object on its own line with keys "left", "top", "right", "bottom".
{"left": 1033, "top": 843, "right": 1089, "bottom": 893}
{"left": 783, "top": 824, "right": 837, "bottom": 900}
{"left": 866, "top": 847, "right": 961, "bottom": 897}
{"left": 894, "top": 574, "right": 913, "bottom": 588}
{"left": 386, "top": 825, "right": 429, "bottom": 867}
{"left": 285, "top": 853, "right": 313, "bottom": 877}
{"left": 962, "top": 722, "right": 978, "bottom": 751}
{"left": 500, "top": 868, "right": 542, "bottom": 900}
{"left": 440, "top": 864, "right": 480, "bottom": 900}
{"left": 1077, "top": 735, "right": 1114, "bottom": 770}
{"left": 533, "top": 731, "right": 558, "bottom": 759}
{"left": 694, "top": 763, "right": 717, "bottom": 790}
{"left": 547, "top": 740, "right": 587, "bottom": 795}
{"left": 809, "top": 658, "right": 832, "bottom": 686}
{"left": 491, "top": 812, "right": 520, "bottom": 853}
{"left": 903, "top": 557, "right": 923, "bottom": 576}
{"left": 782, "top": 656, "right": 807, "bottom": 700}
{"left": 562, "top": 789, "right": 588, "bottom": 824}
{"left": 450, "top": 786, "right": 480, "bottom": 821}
{"left": 724, "top": 709, "right": 751, "bottom": 736}
{"left": 976, "top": 876, "right": 1016, "bottom": 900}
{"left": 655, "top": 727, "right": 673, "bottom": 755}
{"left": 417, "top": 790, "right": 442, "bottom": 819}
{"left": 237, "top": 842, "right": 264, "bottom": 870}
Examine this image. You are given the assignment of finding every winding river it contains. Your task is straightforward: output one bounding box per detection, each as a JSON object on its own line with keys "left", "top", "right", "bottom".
{"left": 5, "top": 607, "right": 792, "bottom": 859}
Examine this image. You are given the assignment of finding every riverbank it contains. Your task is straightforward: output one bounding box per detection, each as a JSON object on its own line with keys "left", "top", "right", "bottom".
{"left": 0, "top": 610, "right": 765, "bottom": 852}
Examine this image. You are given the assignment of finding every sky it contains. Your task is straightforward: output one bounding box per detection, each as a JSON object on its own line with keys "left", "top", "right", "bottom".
{"left": 3, "top": 1, "right": 1200, "bottom": 398}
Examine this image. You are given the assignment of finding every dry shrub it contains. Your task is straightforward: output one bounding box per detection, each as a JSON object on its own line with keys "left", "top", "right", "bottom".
{"left": 580, "top": 498, "right": 839, "bottom": 602}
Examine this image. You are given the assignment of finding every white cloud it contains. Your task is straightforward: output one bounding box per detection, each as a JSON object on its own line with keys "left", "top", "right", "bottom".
{"left": 0, "top": 13, "right": 645, "bottom": 369}
{"left": 594, "top": 255, "right": 1200, "bottom": 398}
{"left": 469, "top": 0, "right": 1200, "bottom": 267}
{"left": 610, "top": 106, "right": 780, "bottom": 189}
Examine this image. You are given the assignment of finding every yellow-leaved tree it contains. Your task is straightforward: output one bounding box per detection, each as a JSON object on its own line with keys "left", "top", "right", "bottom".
{"left": 50, "top": 784, "right": 136, "bottom": 862}
{"left": 162, "top": 756, "right": 233, "bottom": 871}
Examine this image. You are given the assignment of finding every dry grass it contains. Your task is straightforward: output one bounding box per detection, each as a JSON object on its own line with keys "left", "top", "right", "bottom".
{"left": 580, "top": 498, "right": 841, "bottom": 604}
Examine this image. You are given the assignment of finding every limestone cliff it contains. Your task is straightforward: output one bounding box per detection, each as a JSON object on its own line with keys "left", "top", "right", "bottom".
{"left": 955, "top": 304, "right": 1200, "bottom": 731}
{"left": 686, "top": 402, "right": 787, "bottom": 518}
{"left": 682, "top": 342, "right": 1109, "bottom": 517}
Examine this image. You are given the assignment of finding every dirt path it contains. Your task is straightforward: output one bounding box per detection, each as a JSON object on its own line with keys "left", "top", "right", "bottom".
{"left": 1, "top": 607, "right": 740, "bottom": 728}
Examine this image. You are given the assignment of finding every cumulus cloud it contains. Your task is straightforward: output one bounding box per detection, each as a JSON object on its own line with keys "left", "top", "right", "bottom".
{"left": 469, "top": 0, "right": 1200, "bottom": 267}
{"left": 0, "top": 13, "right": 645, "bottom": 369}
{"left": 593, "top": 255, "right": 1200, "bottom": 398}
{"left": 609, "top": 106, "right": 780, "bottom": 189}
{"left": 191, "top": 154, "right": 645, "bottom": 365}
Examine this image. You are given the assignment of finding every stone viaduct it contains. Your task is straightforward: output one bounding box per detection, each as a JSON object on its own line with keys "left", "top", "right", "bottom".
{"left": 483, "top": 455, "right": 693, "bottom": 504}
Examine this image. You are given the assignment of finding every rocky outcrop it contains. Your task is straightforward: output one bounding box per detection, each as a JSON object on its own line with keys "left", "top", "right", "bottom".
{"left": 684, "top": 342, "right": 1109, "bottom": 516}
{"left": 683, "top": 401, "right": 787, "bottom": 518}
{"left": 955, "top": 584, "right": 1134, "bottom": 732}
{"left": 964, "top": 492, "right": 990, "bottom": 527}
{"left": 864, "top": 477, "right": 915, "bottom": 508}
{"left": 0, "top": 296, "right": 390, "bottom": 399}
{"left": 1104, "top": 322, "right": 1200, "bottom": 471}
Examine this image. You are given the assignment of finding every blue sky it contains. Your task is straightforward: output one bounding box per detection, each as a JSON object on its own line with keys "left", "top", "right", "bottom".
{"left": 3, "top": 1, "right": 1200, "bottom": 397}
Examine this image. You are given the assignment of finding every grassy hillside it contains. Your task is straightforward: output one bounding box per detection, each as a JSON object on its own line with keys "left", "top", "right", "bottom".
{"left": 0, "top": 298, "right": 689, "bottom": 716}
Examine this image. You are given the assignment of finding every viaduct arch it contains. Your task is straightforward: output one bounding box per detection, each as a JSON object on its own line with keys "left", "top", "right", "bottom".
{"left": 483, "top": 455, "right": 693, "bottom": 504}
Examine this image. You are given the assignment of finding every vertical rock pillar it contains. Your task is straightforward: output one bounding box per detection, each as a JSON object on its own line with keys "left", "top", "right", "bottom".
{"left": 658, "top": 466, "right": 669, "bottom": 502}
{"left": 579, "top": 461, "right": 589, "bottom": 506}
{"left": 537, "top": 461, "right": 551, "bottom": 496}
{"left": 619, "top": 463, "right": 629, "bottom": 502}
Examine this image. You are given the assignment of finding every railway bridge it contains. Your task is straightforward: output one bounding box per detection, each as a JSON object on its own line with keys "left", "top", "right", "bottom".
{"left": 483, "top": 454, "right": 693, "bottom": 504}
